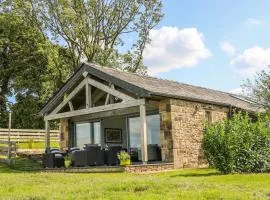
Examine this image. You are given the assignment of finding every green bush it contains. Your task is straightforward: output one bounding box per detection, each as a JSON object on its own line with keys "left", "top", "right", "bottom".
{"left": 203, "top": 112, "right": 270, "bottom": 174}
{"left": 117, "top": 151, "right": 131, "bottom": 161}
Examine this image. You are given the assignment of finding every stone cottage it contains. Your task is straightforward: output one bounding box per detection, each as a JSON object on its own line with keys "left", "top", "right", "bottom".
{"left": 40, "top": 62, "right": 263, "bottom": 169}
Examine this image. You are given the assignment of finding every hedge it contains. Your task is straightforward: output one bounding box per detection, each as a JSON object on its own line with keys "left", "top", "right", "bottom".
{"left": 203, "top": 112, "right": 270, "bottom": 174}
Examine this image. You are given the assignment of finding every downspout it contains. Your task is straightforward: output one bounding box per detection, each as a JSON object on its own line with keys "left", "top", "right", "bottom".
{"left": 229, "top": 105, "right": 232, "bottom": 119}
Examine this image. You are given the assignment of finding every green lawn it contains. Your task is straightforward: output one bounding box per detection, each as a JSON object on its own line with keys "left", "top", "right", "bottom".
{"left": 0, "top": 161, "right": 270, "bottom": 200}
{"left": 16, "top": 142, "right": 59, "bottom": 149}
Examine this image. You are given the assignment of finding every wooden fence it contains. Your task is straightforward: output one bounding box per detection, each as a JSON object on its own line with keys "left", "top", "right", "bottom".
{"left": 0, "top": 141, "right": 16, "bottom": 165}
{"left": 0, "top": 129, "right": 60, "bottom": 154}
{"left": 0, "top": 129, "right": 59, "bottom": 143}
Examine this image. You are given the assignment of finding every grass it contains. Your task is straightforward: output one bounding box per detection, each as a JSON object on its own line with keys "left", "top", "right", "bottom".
{"left": 16, "top": 142, "right": 59, "bottom": 149}
{"left": 0, "top": 160, "right": 270, "bottom": 200}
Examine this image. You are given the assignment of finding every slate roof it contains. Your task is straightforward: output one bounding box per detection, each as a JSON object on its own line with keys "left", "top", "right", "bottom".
{"left": 41, "top": 62, "right": 264, "bottom": 115}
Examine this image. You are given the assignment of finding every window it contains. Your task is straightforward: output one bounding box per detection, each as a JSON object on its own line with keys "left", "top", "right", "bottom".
{"left": 128, "top": 114, "right": 161, "bottom": 148}
{"left": 147, "top": 115, "right": 160, "bottom": 146}
{"left": 75, "top": 123, "right": 91, "bottom": 149}
{"left": 93, "top": 121, "right": 101, "bottom": 145}
{"left": 75, "top": 121, "right": 101, "bottom": 149}
{"left": 128, "top": 117, "right": 141, "bottom": 148}
{"left": 205, "top": 111, "right": 212, "bottom": 123}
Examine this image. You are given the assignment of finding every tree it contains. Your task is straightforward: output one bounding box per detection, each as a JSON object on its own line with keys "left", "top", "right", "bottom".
{"left": 0, "top": 0, "right": 163, "bottom": 129}
{"left": 0, "top": 12, "right": 47, "bottom": 127}
{"left": 243, "top": 68, "right": 270, "bottom": 109}
{"left": 11, "top": 93, "right": 44, "bottom": 129}
{"left": 13, "top": 0, "right": 163, "bottom": 73}
{"left": 0, "top": 10, "right": 73, "bottom": 128}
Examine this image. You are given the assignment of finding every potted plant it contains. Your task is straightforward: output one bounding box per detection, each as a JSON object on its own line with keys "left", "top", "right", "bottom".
{"left": 117, "top": 151, "right": 131, "bottom": 166}
{"left": 64, "top": 154, "right": 72, "bottom": 168}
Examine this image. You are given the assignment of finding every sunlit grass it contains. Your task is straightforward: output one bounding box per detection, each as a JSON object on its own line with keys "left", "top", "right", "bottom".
{"left": 0, "top": 162, "right": 270, "bottom": 200}
{"left": 16, "top": 142, "right": 59, "bottom": 149}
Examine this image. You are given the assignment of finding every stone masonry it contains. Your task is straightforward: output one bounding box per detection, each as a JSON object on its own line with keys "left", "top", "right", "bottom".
{"left": 159, "top": 99, "right": 229, "bottom": 168}
{"left": 59, "top": 118, "right": 69, "bottom": 151}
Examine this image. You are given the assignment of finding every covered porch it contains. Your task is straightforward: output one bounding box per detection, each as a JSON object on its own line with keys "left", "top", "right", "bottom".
{"left": 42, "top": 70, "right": 164, "bottom": 167}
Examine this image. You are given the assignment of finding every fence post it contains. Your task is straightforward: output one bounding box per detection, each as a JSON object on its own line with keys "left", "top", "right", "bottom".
{"left": 7, "top": 112, "right": 12, "bottom": 165}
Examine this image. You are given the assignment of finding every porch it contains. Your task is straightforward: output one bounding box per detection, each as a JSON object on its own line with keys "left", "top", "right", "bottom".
{"left": 42, "top": 69, "right": 168, "bottom": 167}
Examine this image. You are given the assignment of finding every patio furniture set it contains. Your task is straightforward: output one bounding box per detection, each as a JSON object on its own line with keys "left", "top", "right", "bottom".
{"left": 43, "top": 144, "right": 122, "bottom": 168}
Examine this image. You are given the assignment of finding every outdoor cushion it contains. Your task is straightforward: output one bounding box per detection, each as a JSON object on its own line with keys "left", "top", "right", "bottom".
{"left": 70, "top": 147, "right": 80, "bottom": 153}
{"left": 54, "top": 153, "right": 63, "bottom": 158}
{"left": 50, "top": 150, "right": 61, "bottom": 154}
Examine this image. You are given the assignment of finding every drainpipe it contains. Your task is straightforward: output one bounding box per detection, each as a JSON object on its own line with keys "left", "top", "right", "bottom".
{"left": 229, "top": 105, "right": 232, "bottom": 119}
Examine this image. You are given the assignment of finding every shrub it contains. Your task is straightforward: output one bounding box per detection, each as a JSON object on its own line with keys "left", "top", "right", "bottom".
{"left": 117, "top": 151, "right": 130, "bottom": 161}
{"left": 203, "top": 112, "right": 270, "bottom": 174}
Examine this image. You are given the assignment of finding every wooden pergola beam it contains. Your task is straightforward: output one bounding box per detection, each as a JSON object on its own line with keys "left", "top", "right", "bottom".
{"left": 45, "top": 99, "right": 145, "bottom": 121}
{"left": 51, "top": 79, "right": 86, "bottom": 115}
{"left": 87, "top": 77, "right": 134, "bottom": 101}
{"left": 92, "top": 90, "right": 106, "bottom": 105}
{"left": 45, "top": 120, "right": 50, "bottom": 152}
{"left": 68, "top": 101, "right": 74, "bottom": 111}
{"left": 140, "top": 104, "right": 148, "bottom": 163}
{"left": 85, "top": 79, "right": 92, "bottom": 108}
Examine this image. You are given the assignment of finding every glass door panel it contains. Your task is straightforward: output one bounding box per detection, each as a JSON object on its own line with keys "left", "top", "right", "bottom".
{"left": 128, "top": 114, "right": 161, "bottom": 162}
{"left": 75, "top": 123, "right": 91, "bottom": 149}
{"left": 93, "top": 121, "right": 101, "bottom": 145}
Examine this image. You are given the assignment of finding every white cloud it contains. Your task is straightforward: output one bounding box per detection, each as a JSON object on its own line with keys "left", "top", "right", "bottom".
{"left": 229, "top": 87, "right": 243, "bottom": 94}
{"left": 220, "top": 41, "right": 236, "bottom": 55}
{"left": 143, "top": 26, "right": 211, "bottom": 74}
{"left": 230, "top": 46, "right": 270, "bottom": 76}
{"left": 245, "top": 18, "right": 266, "bottom": 26}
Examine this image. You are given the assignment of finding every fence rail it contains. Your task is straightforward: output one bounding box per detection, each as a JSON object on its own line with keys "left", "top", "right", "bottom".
{"left": 0, "top": 141, "right": 16, "bottom": 165}
{"left": 0, "top": 129, "right": 59, "bottom": 143}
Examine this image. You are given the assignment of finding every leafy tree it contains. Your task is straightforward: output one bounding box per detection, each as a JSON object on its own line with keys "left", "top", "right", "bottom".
{"left": 0, "top": 12, "right": 47, "bottom": 127}
{"left": 11, "top": 93, "right": 44, "bottom": 129}
{"left": 0, "top": 0, "right": 163, "bottom": 129}
{"left": 0, "top": 10, "right": 73, "bottom": 128}
{"left": 13, "top": 0, "right": 163, "bottom": 73}
{"left": 243, "top": 68, "right": 270, "bottom": 109}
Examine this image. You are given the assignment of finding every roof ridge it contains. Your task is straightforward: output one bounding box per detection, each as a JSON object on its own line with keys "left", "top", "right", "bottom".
{"left": 86, "top": 62, "right": 234, "bottom": 97}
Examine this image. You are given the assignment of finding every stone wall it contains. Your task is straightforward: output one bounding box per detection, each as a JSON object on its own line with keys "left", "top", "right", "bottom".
{"left": 59, "top": 118, "right": 69, "bottom": 151}
{"left": 125, "top": 163, "right": 174, "bottom": 173}
{"left": 159, "top": 100, "right": 174, "bottom": 163}
{"left": 159, "top": 99, "right": 229, "bottom": 168}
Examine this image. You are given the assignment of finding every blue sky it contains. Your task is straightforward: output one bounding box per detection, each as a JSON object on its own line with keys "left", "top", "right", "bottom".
{"left": 142, "top": 0, "right": 270, "bottom": 93}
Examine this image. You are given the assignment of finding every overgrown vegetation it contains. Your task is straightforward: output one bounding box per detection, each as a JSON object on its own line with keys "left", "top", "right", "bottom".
{"left": 203, "top": 112, "right": 270, "bottom": 174}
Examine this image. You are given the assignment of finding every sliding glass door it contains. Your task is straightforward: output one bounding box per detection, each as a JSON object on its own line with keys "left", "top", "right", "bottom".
{"left": 75, "top": 121, "right": 101, "bottom": 149}
{"left": 128, "top": 114, "right": 161, "bottom": 161}
{"left": 75, "top": 123, "right": 91, "bottom": 149}
{"left": 93, "top": 122, "right": 101, "bottom": 145}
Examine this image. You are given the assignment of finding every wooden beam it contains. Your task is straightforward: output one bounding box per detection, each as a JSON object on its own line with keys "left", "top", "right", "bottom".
{"left": 87, "top": 77, "right": 134, "bottom": 101}
{"left": 93, "top": 90, "right": 106, "bottom": 105}
{"left": 45, "top": 120, "right": 50, "bottom": 152}
{"left": 85, "top": 80, "right": 92, "bottom": 108}
{"left": 105, "top": 93, "right": 110, "bottom": 105}
{"left": 51, "top": 79, "right": 86, "bottom": 115}
{"left": 105, "top": 84, "right": 114, "bottom": 105}
{"left": 140, "top": 104, "right": 148, "bottom": 163}
{"left": 68, "top": 101, "right": 74, "bottom": 111}
{"left": 45, "top": 99, "right": 145, "bottom": 121}
{"left": 110, "top": 84, "right": 115, "bottom": 104}
{"left": 71, "top": 102, "right": 158, "bottom": 122}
